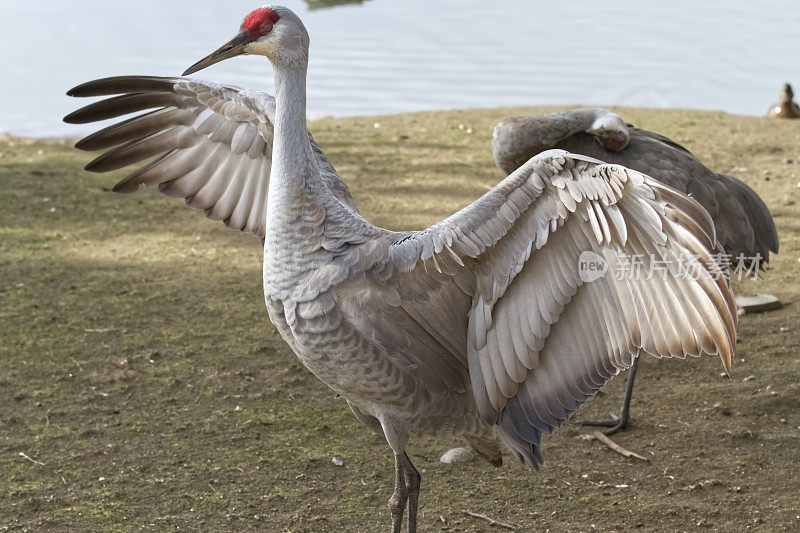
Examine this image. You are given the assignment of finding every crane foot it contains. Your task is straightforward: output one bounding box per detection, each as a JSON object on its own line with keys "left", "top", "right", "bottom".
{"left": 576, "top": 414, "right": 628, "bottom": 436}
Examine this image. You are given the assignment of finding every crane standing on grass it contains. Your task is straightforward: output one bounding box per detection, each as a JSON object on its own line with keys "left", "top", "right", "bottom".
{"left": 492, "top": 109, "right": 778, "bottom": 434}
{"left": 66, "top": 7, "right": 737, "bottom": 532}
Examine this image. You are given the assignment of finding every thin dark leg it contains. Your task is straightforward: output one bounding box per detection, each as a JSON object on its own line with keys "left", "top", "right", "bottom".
{"left": 398, "top": 453, "right": 421, "bottom": 533}
{"left": 389, "top": 454, "right": 407, "bottom": 533}
{"left": 577, "top": 357, "right": 638, "bottom": 435}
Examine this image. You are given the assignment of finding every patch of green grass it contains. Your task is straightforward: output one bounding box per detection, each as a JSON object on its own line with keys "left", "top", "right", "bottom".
{"left": 1, "top": 107, "right": 799, "bottom": 531}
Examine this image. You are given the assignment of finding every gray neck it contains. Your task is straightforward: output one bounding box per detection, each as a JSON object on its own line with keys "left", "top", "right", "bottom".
{"left": 544, "top": 108, "right": 603, "bottom": 135}
{"left": 265, "top": 54, "right": 322, "bottom": 242}
{"left": 262, "top": 52, "right": 328, "bottom": 295}
{"left": 271, "top": 54, "right": 316, "bottom": 183}
{"left": 493, "top": 108, "right": 601, "bottom": 174}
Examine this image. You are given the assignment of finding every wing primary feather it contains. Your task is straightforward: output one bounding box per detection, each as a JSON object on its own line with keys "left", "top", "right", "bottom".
{"left": 84, "top": 126, "right": 194, "bottom": 172}
{"left": 74, "top": 108, "right": 189, "bottom": 151}
{"left": 66, "top": 75, "right": 179, "bottom": 97}
{"left": 64, "top": 92, "right": 186, "bottom": 124}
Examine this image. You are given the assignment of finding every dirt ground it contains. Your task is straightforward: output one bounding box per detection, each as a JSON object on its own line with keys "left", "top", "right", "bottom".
{"left": 1, "top": 107, "right": 798, "bottom": 532}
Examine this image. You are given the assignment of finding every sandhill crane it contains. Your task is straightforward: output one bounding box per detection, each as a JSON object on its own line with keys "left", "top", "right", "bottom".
{"left": 492, "top": 108, "right": 777, "bottom": 434}
{"left": 767, "top": 83, "right": 800, "bottom": 118}
{"left": 66, "top": 7, "right": 737, "bottom": 531}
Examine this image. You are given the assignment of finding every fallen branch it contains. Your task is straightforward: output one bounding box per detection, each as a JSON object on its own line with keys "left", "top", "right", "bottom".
{"left": 18, "top": 452, "right": 45, "bottom": 466}
{"left": 589, "top": 431, "right": 649, "bottom": 461}
{"left": 462, "top": 510, "right": 516, "bottom": 530}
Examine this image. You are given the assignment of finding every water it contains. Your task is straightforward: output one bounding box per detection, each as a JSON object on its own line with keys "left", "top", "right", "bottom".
{"left": 2, "top": 0, "right": 799, "bottom": 137}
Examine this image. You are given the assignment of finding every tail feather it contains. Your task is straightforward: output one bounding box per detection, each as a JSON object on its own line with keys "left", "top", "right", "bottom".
{"left": 716, "top": 173, "right": 779, "bottom": 264}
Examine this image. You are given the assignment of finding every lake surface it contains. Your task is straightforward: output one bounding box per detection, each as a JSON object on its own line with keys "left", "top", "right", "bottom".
{"left": 2, "top": 0, "right": 799, "bottom": 137}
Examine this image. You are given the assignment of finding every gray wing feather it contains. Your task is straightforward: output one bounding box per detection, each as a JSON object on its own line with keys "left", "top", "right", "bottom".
{"left": 382, "top": 150, "right": 736, "bottom": 465}
{"left": 714, "top": 173, "right": 780, "bottom": 260}
{"left": 65, "top": 75, "right": 358, "bottom": 240}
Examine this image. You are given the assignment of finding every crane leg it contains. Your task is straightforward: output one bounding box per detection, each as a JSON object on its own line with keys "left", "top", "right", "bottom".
{"left": 389, "top": 454, "right": 407, "bottom": 533}
{"left": 399, "top": 452, "right": 420, "bottom": 533}
{"left": 388, "top": 452, "right": 421, "bottom": 533}
{"left": 577, "top": 357, "right": 638, "bottom": 435}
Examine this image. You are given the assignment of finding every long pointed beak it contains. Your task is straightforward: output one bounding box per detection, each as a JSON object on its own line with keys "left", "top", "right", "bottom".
{"left": 182, "top": 32, "right": 250, "bottom": 76}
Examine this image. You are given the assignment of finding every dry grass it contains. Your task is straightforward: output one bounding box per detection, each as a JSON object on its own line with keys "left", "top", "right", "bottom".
{"left": 1, "top": 107, "right": 799, "bottom": 531}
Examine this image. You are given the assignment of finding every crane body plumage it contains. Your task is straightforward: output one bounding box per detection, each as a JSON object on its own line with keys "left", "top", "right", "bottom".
{"left": 66, "top": 7, "right": 738, "bottom": 531}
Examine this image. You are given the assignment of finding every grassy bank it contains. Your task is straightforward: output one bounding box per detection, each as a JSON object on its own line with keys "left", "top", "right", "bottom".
{"left": 1, "top": 107, "right": 799, "bottom": 531}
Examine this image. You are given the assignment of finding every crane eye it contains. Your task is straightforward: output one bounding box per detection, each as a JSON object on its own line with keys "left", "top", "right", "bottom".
{"left": 263, "top": 23, "right": 273, "bottom": 33}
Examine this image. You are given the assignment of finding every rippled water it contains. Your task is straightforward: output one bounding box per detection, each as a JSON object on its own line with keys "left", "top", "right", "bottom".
{"left": 2, "top": 0, "right": 798, "bottom": 136}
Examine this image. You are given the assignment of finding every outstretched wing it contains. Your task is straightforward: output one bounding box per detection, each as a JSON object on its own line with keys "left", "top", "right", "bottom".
{"left": 386, "top": 150, "right": 736, "bottom": 465}
{"left": 65, "top": 75, "right": 357, "bottom": 240}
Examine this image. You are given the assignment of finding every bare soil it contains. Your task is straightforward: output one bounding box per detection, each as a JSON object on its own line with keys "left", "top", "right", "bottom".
{"left": 1, "top": 107, "right": 798, "bottom": 531}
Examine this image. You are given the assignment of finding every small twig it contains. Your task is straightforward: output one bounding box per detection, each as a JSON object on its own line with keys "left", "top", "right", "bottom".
{"left": 18, "top": 452, "right": 45, "bottom": 466}
{"left": 590, "top": 431, "right": 649, "bottom": 461}
{"left": 462, "top": 510, "right": 516, "bottom": 530}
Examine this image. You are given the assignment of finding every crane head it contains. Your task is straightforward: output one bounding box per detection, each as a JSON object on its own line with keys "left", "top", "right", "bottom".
{"left": 587, "top": 109, "right": 631, "bottom": 152}
{"left": 183, "top": 6, "right": 307, "bottom": 76}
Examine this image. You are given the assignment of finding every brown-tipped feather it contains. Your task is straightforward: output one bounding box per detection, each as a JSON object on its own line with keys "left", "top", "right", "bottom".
{"left": 84, "top": 127, "right": 194, "bottom": 173}
{"left": 695, "top": 251, "right": 738, "bottom": 370}
{"left": 66, "top": 75, "right": 179, "bottom": 97}
{"left": 685, "top": 232, "right": 739, "bottom": 331}
{"left": 665, "top": 214, "right": 738, "bottom": 372}
{"left": 75, "top": 108, "right": 191, "bottom": 151}
{"left": 64, "top": 93, "right": 185, "bottom": 124}
{"left": 718, "top": 334, "right": 733, "bottom": 375}
{"left": 666, "top": 206, "right": 715, "bottom": 251}
{"left": 649, "top": 180, "right": 717, "bottom": 247}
